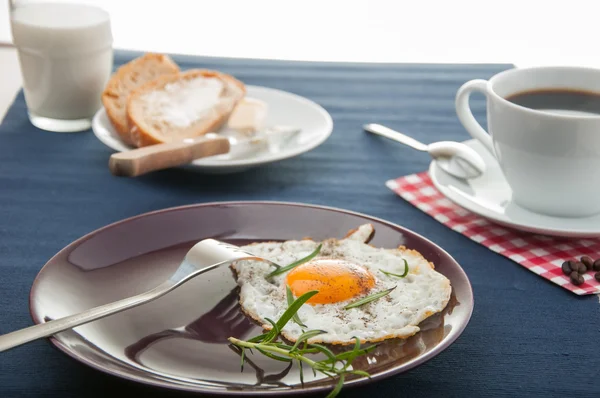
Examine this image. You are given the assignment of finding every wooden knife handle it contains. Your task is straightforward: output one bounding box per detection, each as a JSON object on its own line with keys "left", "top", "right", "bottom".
{"left": 108, "top": 136, "right": 230, "bottom": 177}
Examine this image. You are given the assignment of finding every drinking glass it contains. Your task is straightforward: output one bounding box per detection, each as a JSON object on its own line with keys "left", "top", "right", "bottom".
{"left": 9, "top": 0, "right": 113, "bottom": 132}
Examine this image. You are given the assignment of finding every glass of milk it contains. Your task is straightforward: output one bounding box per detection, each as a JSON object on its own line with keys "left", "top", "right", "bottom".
{"left": 10, "top": 1, "right": 113, "bottom": 132}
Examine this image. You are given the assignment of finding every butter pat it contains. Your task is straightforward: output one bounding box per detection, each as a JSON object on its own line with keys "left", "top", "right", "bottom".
{"left": 140, "top": 77, "right": 224, "bottom": 128}
{"left": 226, "top": 98, "right": 268, "bottom": 133}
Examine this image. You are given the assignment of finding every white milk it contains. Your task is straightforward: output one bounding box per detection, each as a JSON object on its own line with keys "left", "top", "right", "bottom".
{"left": 11, "top": 2, "right": 113, "bottom": 128}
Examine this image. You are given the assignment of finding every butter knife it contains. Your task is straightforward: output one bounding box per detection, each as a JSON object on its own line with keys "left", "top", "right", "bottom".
{"left": 109, "top": 126, "right": 301, "bottom": 177}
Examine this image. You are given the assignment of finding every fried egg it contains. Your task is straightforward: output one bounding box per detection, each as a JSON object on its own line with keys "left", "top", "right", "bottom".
{"left": 231, "top": 223, "right": 452, "bottom": 345}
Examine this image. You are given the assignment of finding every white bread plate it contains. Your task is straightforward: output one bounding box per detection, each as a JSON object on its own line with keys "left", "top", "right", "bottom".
{"left": 92, "top": 85, "right": 333, "bottom": 174}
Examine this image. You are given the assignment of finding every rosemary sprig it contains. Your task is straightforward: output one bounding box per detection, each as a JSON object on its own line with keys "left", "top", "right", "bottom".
{"left": 286, "top": 286, "right": 307, "bottom": 328}
{"left": 229, "top": 290, "right": 374, "bottom": 398}
{"left": 266, "top": 244, "right": 322, "bottom": 278}
{"left": 379, "top": 258, "right": 409, "bottom": 278}
{"left": 263, "top": 290, "right": 318, "bottom": 343}
{"left": 343, "top": 287, "right": 396, "bottom": 310}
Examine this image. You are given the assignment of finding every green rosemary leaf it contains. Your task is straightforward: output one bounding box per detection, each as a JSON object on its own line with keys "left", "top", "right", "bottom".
{"left": 310, "top": 343, "right": 337, "bottom": 363}
{"left": 325, "top": 374, "right": 345, "bottom": 398}
{"left": 343, "top": 287, "right": 396, "bottom": 310}
{"left": 321, "top": 369, "right": 336, "bottom": 378}
{"left": 266, "top": 244, "right": 322, "bottom": 278}
{"left": 352, "top": 336, "right": 361, "bottom": 352}
{"left": 240, "top": 348, "right": 245, "bottom": 372}
{"left": 248, "top": 333, "right": 268, "bottom": 343}
{"left": 286, "top": 286, "right": 307, "bottom": 328}
{"left": 323, "top": 345, "right": 373, "bottom": 363}
{"left": 291, "top": 330, "right": 327, "bottom": 351}
{"left": 255, "top": 346, "right": 292, "bottom": 362}
{"left": 274, "top": 290, "right": 319, "bottom": 332}
{"left": 349, "top": 370, "right": 370, "bottom": 378}
{"left": 299, "top": 359, "right": 304, "bottom": 386}
{"left": 263, "top": 317, "right": 280, "bottom": 343}
{"left": 342, "top": 337, "right": 362, "bottom": 371}
{"left": 324, "top": 343, "right": 377, "bottom": 364}
{"left": 379, "top": 259, "right": 409, "bottom": 278}
{"left": 304, "top": 347, "right": 321, "bottom": 354}
{"left": 277, "top": 343, "right": 320, "bottom": 355}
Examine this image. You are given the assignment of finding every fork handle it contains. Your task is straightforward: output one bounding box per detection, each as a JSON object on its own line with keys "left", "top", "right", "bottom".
{"left": 0, "top": 239, "right": 264, "bottom": 353}
{"left": 0, "top": 283, "right": 170, "bottom": 352}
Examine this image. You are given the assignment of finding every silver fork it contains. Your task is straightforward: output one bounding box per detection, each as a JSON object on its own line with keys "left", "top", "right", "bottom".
{"left": 0, "top": 239, "right": 276, "bottom": 352}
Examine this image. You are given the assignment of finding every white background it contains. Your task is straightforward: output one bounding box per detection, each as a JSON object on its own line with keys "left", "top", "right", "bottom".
{"left": 2, "top": 0, "right": 600, "bottom": 65}
{"left": 1, "top": 0, "right": 600, "bottom": 121}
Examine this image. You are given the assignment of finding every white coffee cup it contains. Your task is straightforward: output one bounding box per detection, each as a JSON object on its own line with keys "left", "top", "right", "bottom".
{"left": 455, "top": 66, "right": 600, "bottom": 218}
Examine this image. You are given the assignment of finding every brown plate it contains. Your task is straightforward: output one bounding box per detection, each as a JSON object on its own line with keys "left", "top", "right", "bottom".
{"left": 29, "top": 201, "right": 473, "bottom": 395}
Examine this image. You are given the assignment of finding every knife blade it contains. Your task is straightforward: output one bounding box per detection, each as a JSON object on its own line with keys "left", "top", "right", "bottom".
{"left": 205, "top": 125, "right": 301, "bottom": 159}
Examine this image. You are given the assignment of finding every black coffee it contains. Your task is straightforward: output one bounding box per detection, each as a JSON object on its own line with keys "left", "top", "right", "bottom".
{"left": 505, "top": 89, "right": 600, "bottom": 116}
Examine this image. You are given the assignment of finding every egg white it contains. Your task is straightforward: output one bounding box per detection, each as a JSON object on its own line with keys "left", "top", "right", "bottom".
{"left": 230, "top": 224, "right": 452, "bottom": 345}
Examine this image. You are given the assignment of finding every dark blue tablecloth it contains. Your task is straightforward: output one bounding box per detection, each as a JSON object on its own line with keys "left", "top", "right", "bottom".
{"left": 1, "top": 50, "right": 599, "bottom": 397}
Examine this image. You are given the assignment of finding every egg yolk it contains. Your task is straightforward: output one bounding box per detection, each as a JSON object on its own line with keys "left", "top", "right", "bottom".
{"left": 285, "top": 259, "right": 376, "bottom": 305}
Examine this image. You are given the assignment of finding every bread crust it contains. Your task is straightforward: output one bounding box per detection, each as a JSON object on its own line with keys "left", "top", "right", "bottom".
{"left": 101, "top": 53, "right": 180, "bottom": 146}
{"left": 126, "top": 69, "right": 246, "bottom": 147}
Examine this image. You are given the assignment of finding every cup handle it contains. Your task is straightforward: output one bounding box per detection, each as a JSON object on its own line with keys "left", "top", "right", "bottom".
{"left": 455, "top": 79, "right": 494, "bottom": 155}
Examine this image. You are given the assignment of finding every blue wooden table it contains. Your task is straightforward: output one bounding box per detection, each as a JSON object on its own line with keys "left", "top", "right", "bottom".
{"left": 0, "top": 51, "right": 598, "bottom": 397}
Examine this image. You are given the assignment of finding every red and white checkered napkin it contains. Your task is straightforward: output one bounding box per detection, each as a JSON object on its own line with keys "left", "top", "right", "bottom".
{"left": 386, "top": 172, "right": 600, "bottom": 295}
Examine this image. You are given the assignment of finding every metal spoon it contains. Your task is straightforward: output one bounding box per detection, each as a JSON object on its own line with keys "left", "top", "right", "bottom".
{"left": 363, "top": 123, "right": 486, "bottom": 179}
{"left": 0, "top": 239, "right": 276, "bottom": 352}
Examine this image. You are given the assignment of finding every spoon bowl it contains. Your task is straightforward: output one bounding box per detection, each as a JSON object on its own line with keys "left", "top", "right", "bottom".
{"left": 363, "top": 123, "right": 486, "bottom": 179}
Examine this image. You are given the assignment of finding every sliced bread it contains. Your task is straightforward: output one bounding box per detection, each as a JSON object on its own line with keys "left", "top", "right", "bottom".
{"left": 101, "top": 53, "right": 180, "bottom": 146}
{"left": 126, "top": 69, "right": 246, "bottom": 147}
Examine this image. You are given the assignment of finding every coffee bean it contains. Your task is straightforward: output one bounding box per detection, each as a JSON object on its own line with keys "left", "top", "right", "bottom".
{"left": 562, "top": 261, "right": 574, "bottom": 275}
{"left": 573, "top": 261, "right": 587, "bottom": 274}
{"left": 593, "top": 259, "right": 600, "bottom": 272}
{"left": 581, "top": 256, "right": 594, "bottom": 270}
{"left": 595, "top": 272, "right": 600, "bottom": 282}
{"left": 570, "top": 272, "right": 584, "bottom": 285}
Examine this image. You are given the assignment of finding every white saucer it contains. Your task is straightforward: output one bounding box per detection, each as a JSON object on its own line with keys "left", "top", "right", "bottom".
{"left": 429, "top": 139, "right": 600, "bottom": 238}
{"left": 92, "top": 85, "right": 333, "bottom": 173}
